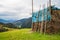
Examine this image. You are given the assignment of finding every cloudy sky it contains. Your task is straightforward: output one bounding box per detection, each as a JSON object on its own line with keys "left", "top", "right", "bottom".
{"left": 0, "top": 0, "right": 60, "bottom": 20}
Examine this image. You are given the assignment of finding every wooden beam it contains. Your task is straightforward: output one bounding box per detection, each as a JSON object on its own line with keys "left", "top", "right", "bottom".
{"left": 32, "top": 0, "right": 34, "bottom": 31}
{"left": 38, "top": 5, "right": 41, "bottom": 32}
{"left": 40, "top": 5, "right": 44, "bottom": 33}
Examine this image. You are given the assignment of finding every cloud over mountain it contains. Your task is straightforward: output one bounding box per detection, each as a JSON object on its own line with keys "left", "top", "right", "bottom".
{"left": 0, "top": 0, "right": 59, "bottom": 20}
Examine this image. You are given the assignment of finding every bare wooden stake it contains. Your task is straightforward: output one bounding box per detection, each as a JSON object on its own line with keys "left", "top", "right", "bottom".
{"left": 40, "top": 5, "right": 45, "bottom": 34}
{"left": 38, "top": 5, "right": 41, "bottom": 32}
{"left": 32, "top": 0, "right": 34, "bottom": 31}
{"left": 43, "top": 4, "right": 47, "bottom": 34}
{"left": 49, "top": 0, "right": 51, "bottom": 21}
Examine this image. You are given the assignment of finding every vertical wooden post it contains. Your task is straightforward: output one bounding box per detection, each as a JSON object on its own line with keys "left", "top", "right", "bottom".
{"left": 36, "top": 12, "right": 39, "bottom": 32}
{"left": 36, "top": 5, "right": 41, "bottom": 32}
{"left": 38, "top": 5, "right": 41, "bottom": 32}
{"left": 41, "top": 11, "right": 44, "bottom": 33}
{"left": 43, "top": 4, "right": 47, "bottom": 34}
{"left": 32, "top": 0, "right": 34, "bottom": 31}
{"left": 47, "top": 0, "right": 51, "bottom": 22}
{"left": 49, "top": 0, "right": 51, "bottom": 11}
{"left": 49, "top": 0, "right": 51, "bottom": 20}
{"left": 40, "top": 5, "right": 44, "bottom": 33}
{"left": 44, "top": 3, "right": 48, "bottom": 34}
{"left": 44, "top": 21, "right": 47, "bottom": 34}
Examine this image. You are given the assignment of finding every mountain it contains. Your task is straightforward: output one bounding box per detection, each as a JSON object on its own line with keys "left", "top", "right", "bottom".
{"left": 21, "top": 17, "right": 32, "bottom": 28}
{"left": 0, "top": 19, "right": 9, "bottom": 23}
{"left": 0, "top": 19, "right": 16, "bottom": 23}
{"left": 13, "top": 17, "right": 32, "bottom": 28}
{"left": 0, "top": 18, "right": 32, "bottom": 28}
{"left": 13, "top": 18, "right": 27, "bottom": 26}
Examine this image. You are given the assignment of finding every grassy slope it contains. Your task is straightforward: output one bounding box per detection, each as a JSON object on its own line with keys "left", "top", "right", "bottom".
{"left": 0, "top": 28, "right": 60, "bottom": 40}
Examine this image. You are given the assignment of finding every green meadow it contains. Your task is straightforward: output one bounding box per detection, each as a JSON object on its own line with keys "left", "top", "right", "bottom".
{"left": 0, "top": 28, "right": 60, "bottom": 40}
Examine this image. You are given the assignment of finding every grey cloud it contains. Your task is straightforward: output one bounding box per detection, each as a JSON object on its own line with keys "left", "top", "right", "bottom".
{"left": 0, "top": 0, "right": 60, "bottom": 20}
{"left": 0, "top": 4, "right": 4, "bottom": 7}
{"left": 13, "top": 7, "right": 25, "bottom": 11}
{"left": 0, "top": 12, "right": 18, "bottom": 16}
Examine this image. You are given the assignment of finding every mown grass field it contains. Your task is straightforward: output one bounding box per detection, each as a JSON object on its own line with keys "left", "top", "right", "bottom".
{"left": 0, "top": 28, "right": 60, "bottom": 40}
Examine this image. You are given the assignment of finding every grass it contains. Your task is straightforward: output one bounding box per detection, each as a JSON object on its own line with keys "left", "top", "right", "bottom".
{"left": 0, "top": 28, "right": 60, "bottom": 40}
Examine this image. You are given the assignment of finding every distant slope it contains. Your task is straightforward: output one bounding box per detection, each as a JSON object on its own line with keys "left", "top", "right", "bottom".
{"left": 0, "top": 19, "right": 9, "bottom": 23}
{"left": 21, "top": 17, "right": 32, "bottom": 28}
{"left": 0, "top": 19, "right": 16, "bottom": 23}
{"left": 13, "top": 17, "right": 32, "bottom": 28}
{"left": 13, "top": 18, "right": 27, "bottom": 26}
{"left": 0, "top": 18, "right": 32, "bottom": 28}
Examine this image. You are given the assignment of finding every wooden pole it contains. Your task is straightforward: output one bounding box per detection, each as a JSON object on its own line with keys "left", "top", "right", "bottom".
{"left": 32, "top": 0, "right": 34, "bottom": 31}
{"left": 40, "top": 5, "right": 44, "bottom": 33}
{"left": 49, "top": 0, "right": 52, "bottom": 28}
{"left": 36, "top": 11, "right": 39, "bottom": 32}
{"left": 43, "top": 4, "right": 47, "bottom": 34}
{"left": 38, "top": 5, "right": 41, "bottom": 32}
{"left": 41, "top": 11, "right": 44, "bottom": 33}
{"left": 39, "top": 5, "right": 41, "bottom": 32}
{"left": 44, "top": 3, "right": 48, "bottom": 34}
{"left": 49, "top": 0, "right": 51, "bottom": 20}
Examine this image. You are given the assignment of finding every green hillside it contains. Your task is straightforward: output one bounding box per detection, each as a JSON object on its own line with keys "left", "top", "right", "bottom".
{"left": 0, "top": 29, "right": 60, "bottom": 40}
